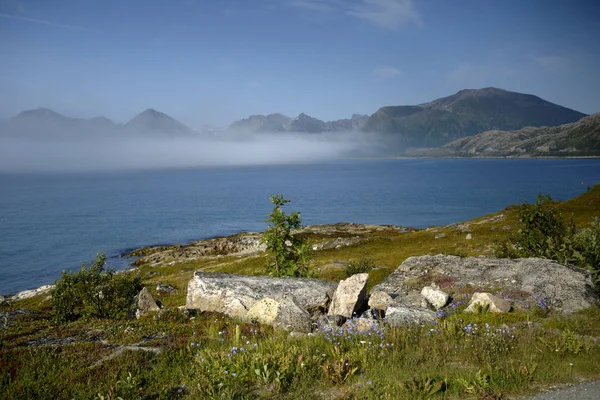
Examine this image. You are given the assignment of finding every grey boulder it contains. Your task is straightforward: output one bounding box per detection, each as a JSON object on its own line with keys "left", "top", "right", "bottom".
{"left": 186, "top": 271, "right": 336, "bottom": 320}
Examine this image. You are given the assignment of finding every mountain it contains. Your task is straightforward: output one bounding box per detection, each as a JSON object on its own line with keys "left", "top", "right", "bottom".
{"left": 417, "top": 113, "right": 600, "bottom": 157}
{"left": 1, "top": 108, "right": 120, "bottom": 138}
{"left": 229, "top": 113, "right": 292, "bottom": 133}
{"left": 124, "top": 109, "right": 193, "bottom": 136}
{"left": 361, "top": 87, "right": 587, "bottom": 148}
{"left": 229, "top": 113, "right": 367, "bottom": 133}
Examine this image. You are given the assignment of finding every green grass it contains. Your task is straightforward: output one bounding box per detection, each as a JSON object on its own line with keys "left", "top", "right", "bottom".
{"left": 1, "top": 185, "right": 600, "bottom": 399}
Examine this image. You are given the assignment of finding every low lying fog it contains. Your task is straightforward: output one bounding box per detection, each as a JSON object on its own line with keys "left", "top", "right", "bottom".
{"left": 0, "top": 132, "right": 385, "bottom": 173}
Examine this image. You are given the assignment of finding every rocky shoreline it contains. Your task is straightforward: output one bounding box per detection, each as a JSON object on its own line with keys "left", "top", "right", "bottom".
{"left": 2, "top": 222, "right": 413, "bottom": 302}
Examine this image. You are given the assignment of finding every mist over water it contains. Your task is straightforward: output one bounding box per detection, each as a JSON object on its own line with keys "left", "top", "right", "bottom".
{"left": 0, "top": 131, "right": 382, "bottom": 172}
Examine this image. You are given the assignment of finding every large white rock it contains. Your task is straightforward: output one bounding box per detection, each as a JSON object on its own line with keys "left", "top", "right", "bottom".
{"left": 245, "top": 296, "right": 312, "bottom": 332}
{"left": 421, "top": 285, "right": 449, "bottom": 310}
{"left": 328, "top": 273, "right": 369, "bottom": 318}
{"left": 465, "top": 292, "right": 511, "bottom": 313}
{"left": 186, "top": 271, "right": 336, "bottom": 320}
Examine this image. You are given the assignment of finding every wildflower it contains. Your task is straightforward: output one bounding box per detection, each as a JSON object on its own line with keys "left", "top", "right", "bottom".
{"left": 231, "top": 373, "right": 237, "bottom": 377}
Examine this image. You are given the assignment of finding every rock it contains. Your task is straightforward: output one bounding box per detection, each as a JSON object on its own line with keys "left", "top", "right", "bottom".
{"left": 368, "top": 291, "right": 394, "bottom": 312}
{"left": 372, "top": 255, "right": 600, "bottom": 314}
{"left": 0, "top": 295, "right": 5, "bottom": 305}
{"left": 465, "top": 292, "right": 511, "bottom": 313}
{"left": 421, "top": 286, "right": 449, "bottom": 310}
{"left": 385, "top": 305, "right": 436, "bottom": 326}
{"left": 156, "top": 283, "right": 176, "bottom": 293}
{"left": 466, "top": 233, "right": 473, "bottom": 240}
{"left": 11, "top": 285, "right": 55, "bottom": 301}
{"left": 134, "top": 287, "right": 161, "bottom": 319}
{"left": 435, "top": 233, "right": 445, "bottom": 239}
{"left": 246, "top": 296, "right": 312, "bottom": 333}
{"left": 186, "top": 271, "right": 336, "bottom": 320}
{"left": 345, "top": 316, "right": 380, "bottom": 332}
{"left": 315, "top": 314, "right": 346, "bottom": 331}
{"left": 328, "top": 273, "right": 369, "bottom": 318}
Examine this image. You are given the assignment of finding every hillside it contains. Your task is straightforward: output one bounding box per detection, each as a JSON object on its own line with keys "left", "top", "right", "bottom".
{"left": 421, "top": 112, "right": 600, "bottom": 157}
{"left": 362, "top": 87, "right": 586, "bottom": 148}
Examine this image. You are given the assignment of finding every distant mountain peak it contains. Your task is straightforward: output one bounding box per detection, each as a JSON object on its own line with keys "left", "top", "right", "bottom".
{"left": 15, "top": 107, "right": 66, "bottom": 120}
{"left": 125, "top": 108, "right": 192, "bottom": 135}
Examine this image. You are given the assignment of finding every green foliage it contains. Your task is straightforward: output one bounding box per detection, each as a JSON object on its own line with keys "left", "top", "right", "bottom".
{"left": 261, "top": 194, "right": 312, "bottom": 277}
{"left": 344, "top": 258, "right": 375, "bottom": 277}
{"left": 52, "top": 253, "right": 143, "bottom": 323}
{"left": 400, "top": 376, "right": 446, "bottom": 398}
{"left": 497, "top": 194, "right": 600, "bottom": 292}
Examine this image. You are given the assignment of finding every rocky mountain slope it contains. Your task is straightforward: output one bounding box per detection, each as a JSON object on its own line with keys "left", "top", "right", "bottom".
{"left": 361, "top": 87, "right": 586, "bottom": 148}
{"left": 420, "top": 112, "right": 600, "bottom": 157}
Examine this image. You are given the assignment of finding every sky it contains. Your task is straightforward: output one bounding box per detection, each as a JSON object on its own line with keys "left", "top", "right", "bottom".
{"left": 1, "top": 0, "right": 599, "bottom": 128}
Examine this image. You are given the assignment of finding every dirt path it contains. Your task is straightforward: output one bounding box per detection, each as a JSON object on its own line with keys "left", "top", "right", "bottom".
{"left": 524, "top": 381, "right": 600, "bottom": 399}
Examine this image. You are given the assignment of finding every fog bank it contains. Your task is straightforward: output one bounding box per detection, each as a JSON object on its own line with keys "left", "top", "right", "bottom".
{"left": 0, "top": 132, "right": 383, "bottom": 173}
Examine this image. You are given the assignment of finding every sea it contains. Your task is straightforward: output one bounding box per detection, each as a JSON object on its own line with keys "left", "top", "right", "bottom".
{"left": 1, "top": 158, "right": 600, "bottom": 294}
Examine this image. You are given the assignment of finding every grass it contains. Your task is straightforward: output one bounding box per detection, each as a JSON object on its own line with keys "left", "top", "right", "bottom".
{"left": 1, "top": 185, "right": 600, "bottom": 399}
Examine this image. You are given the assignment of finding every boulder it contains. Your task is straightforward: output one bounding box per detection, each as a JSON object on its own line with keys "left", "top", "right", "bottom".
{"left": 135, "top": 287, "right": 161, "bottom": 319}
{"left": 385, "top": 305, "right": 436, "bottom": 326}
{"left": 372, "top": 255, "right": 600, "bottom": 314}
{"left": 421, "top": 286, "right": 449, "bottom": 310}
{"left": 245, "top": 296, "right": 312, "bottom": 333}
{"left": 186, "top": 271, "right": 336, "bottom": 320}
{"left": 328, "top": 273, "right": 369, "bottom": 318}
{"left": 156, "top": 283, "right": 176, "bottom": 293}
{"left": 368, "top": 291, "right": 394, "bottom": 312}
{"left": 345, "top": 316, "right": 380, "bottom": 332}
{"left": 465, "top": 292, "right": 511, "bottom": 313}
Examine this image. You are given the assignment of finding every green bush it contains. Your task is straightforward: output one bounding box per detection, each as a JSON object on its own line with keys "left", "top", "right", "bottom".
{"left": 344, "top": 258, "right": 375, "bottom": 277}
{"left": 52, "top": 253, "right": 143, "bottom": 323}
{"left": 497, "top": 194, "right": 600, "bottom": 292}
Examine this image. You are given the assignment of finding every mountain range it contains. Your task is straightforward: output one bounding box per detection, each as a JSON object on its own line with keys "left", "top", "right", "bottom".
{"left": 414, "top": 112, "right": 600, "bottom": 158}
{"left": 1, "top": 87, "right": 595, "bottom": 156}
{"left": 0, "top": 108, "right": 207, "bottom": 139}
{"left": 229, "top": 113, "right": 369, "bottom": 134}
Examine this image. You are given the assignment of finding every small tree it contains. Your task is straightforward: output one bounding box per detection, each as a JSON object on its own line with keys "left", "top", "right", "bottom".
{"left": 262, "top": 194, "right": 312, "bottom": 277}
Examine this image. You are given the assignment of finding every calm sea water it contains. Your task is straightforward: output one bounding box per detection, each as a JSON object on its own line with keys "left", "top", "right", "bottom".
{"left": 1, "top": 158, "right": 599, "bottom": 294}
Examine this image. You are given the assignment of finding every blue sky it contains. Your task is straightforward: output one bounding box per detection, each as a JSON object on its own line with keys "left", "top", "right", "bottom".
{"left": 1, "top": 0, "right": 599, "bottom": 127}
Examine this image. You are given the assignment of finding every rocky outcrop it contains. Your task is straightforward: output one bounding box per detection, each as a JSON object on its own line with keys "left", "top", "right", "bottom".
{"left": 10, "top": 285, "right": 55, "bottom": 301}
{"left": 465, "top": 293, "right": 512, "bottom": 313}
{"left": 246, "top": 296, "right": 312, "bottom": 333}
{"left": 185, "top": 271, "right": 336, "bottom": 321}
{"left": 372, "top": 255, "right": 600, "bottom": 313}
{"left": 328, "top": 273, "right": 368, "bottom": 318}
{"left": 134, "top": 287, "right": 161, "bottom": 319}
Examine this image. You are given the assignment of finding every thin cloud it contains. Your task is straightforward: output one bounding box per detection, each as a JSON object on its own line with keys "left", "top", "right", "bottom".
{"left": 288, "top": 1, "right": 334, "bottom": 12}
{"left": 373, "top": 66, "right": 402, "bottom": 78}
{"left": 532, "top": 55, "right": 569, "bottom": 72}
{"left": 347, "top": 0, "right": 421, "bottom": 30}
{"left": 0, "top": 12, "right": 98, "bottom": 33}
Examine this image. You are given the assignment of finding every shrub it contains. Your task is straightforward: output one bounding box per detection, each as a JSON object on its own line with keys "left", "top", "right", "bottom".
{"left": 262, "top": 194, "right": 312, "bottom": 277}
{"left": 52, "top": 253, "right": 142, "bottom": 323}
{"left": 497, "top": 194, "right": 600, "bottom": 292}
{"left": 344, "top": 258, "right": 375, "bottom": 277}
